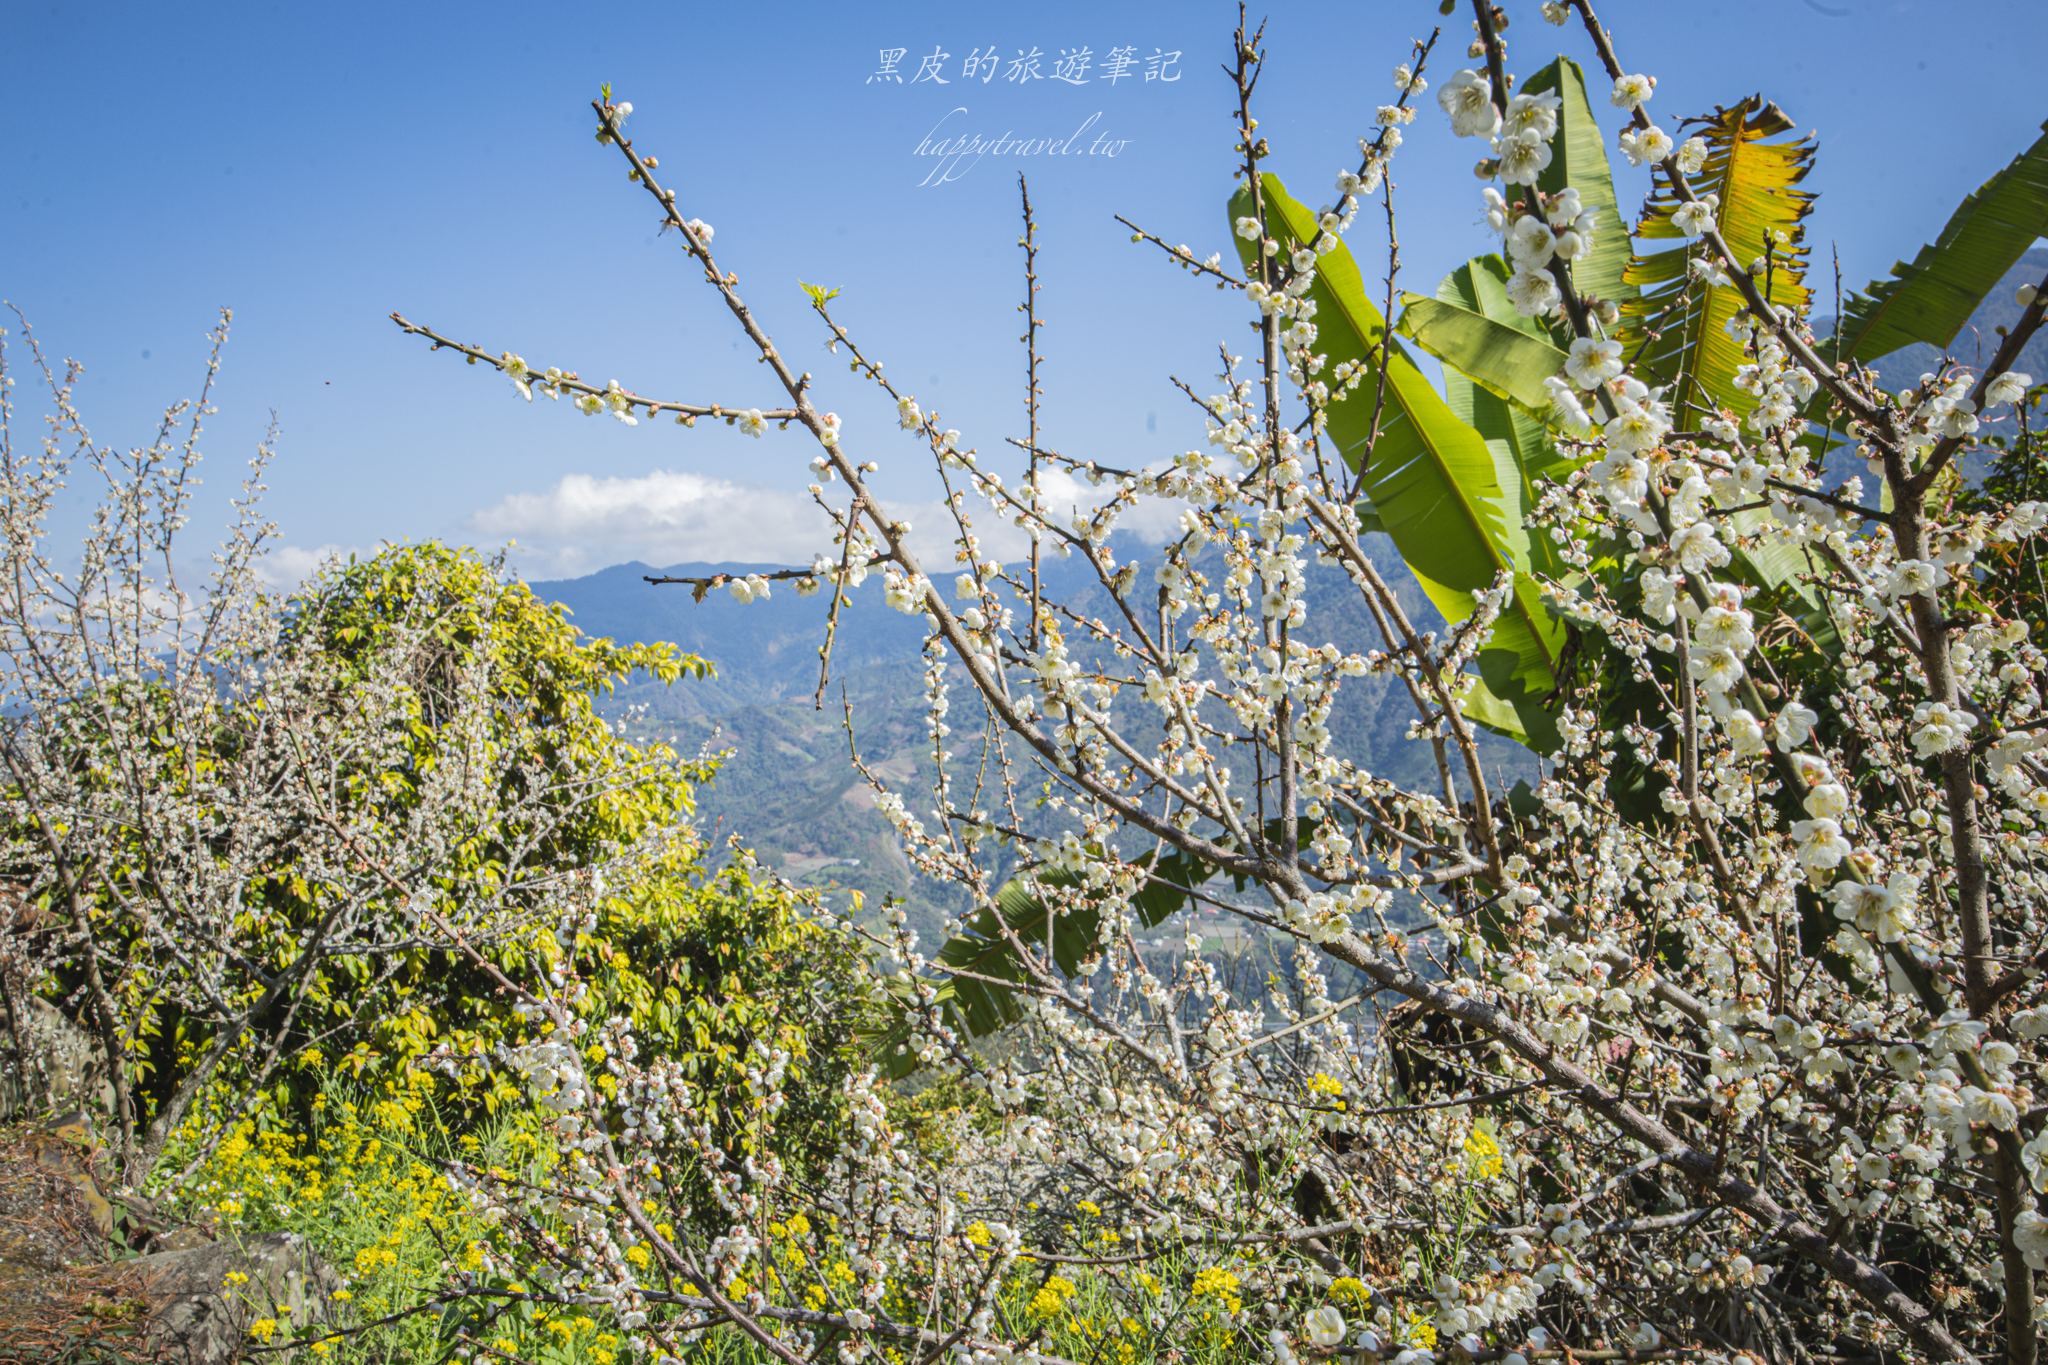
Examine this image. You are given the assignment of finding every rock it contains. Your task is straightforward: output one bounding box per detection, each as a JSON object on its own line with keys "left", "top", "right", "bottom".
{"left": 137, "top": 1232, "right": 338, "bottom": 1364}
{"left": 1, "top": 996, "right": 114, "bottom": 1121}
{"left": 0, "top": 1121, "right": 339, "bottom": 1362}
{"left": 150, "top": 1224, "right": 219, "bottom": 1254}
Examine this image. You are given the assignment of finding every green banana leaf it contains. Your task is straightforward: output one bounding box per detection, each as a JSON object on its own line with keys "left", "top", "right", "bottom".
{"left": 1456, "top": 673, "right": 1532, "bottom": 747}
{"left": 1232, "top": 173, "right": 1565, "bottom": 696}
{"left": 1414, "top": 258, "right": 1579, "bottom": 750}
{"left": 1395, "top": 287, "right": 1567, "bottom": 413}
{"left": 1522, "top": 56, "right": 1637, "bottom": 312}
{"left": 1422, "top": 255, "right": 1580, "bottom": 498}
{"left": 1831, "top": 118, "right": 2048, "bottom": 364}
{"left": 1441, "top": 359, "right": 1568, "bottom": 750}
{"left": 1621, "top": 96, "right": 1813, "bottom": 423}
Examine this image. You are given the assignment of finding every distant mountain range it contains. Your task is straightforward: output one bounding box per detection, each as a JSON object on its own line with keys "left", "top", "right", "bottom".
{"left": 531, "top": 559, "right": 942, "bottom": 925}
{"left": 532, "top": 537, "right": 1513, "bottom": 943}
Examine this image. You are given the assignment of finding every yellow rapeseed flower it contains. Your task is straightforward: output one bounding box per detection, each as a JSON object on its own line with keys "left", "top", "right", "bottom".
{"left": 1190, "top": 1266, "right": 1242, "bottom": 1314}
{"left": 1463, "top": 1126, "right": 1505, "bottom": 1180}
{"left": 1329, "top": 1276, "right": 1370, "bottom": 1306}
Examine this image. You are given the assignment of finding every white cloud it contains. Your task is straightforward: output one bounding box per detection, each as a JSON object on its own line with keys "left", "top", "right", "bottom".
{"left": 464, "top": 465, "right": 1191, "bottom": 583}
{"left": 469, "top": 470, "right": 831, "bottom": 578}
{"left": 256, "top": 542, "right": 360, "bottom": 591}
{"left": 1032, "top": 468, "right": 1192, "bottom": 543}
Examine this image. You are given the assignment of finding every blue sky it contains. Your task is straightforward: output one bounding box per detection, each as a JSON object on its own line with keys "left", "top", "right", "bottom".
{"left": 4, "top": 0, "right": 2044, "bottom": 582}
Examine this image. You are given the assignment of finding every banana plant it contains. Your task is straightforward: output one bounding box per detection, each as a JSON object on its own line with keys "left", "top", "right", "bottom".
{"left": 1613, "top": 97, "right": 1839, "bottom": 624}
{"left": 1230, "top": 174, "right": 1567, "bottom": 730}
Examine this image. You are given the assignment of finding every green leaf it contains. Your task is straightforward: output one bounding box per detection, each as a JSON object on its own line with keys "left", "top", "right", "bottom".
{"left": 1233, "top": 173, "right": 1565, "bottom": 695}
{"left": 1457, "top": 672, "right": 1534, "bottom": 748}
{"left": 1621, "top": 96, "right": 1814, "bottom": 423}
{"left": 1431, "top": 256, "right": 1580, "bottom": 499}
{"left": 1832, "top": 119, "right": 2048, "bottom": 364}
{"left": 871, "top": 840, "right": 1230, "bottom": 1074}
{"left": 799, "top": 280, "right": 843, "bottom": 306}
{"left": 1442, "top": 369, "right": 1566, "bottom": 574}
{"left": 1522, "top": 56, "right": 1636, "bottom": 310}
{"left": 1395, "top": 288, "right": 1567, "bottom": 411}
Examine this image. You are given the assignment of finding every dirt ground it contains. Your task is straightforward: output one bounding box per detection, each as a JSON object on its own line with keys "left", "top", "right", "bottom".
{"left": 0, "top": 1120, "right": 160, "bottom": 1364}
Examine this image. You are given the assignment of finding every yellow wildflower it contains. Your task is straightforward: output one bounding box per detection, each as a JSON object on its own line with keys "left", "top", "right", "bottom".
{"left": 1027, "top": 1273, "right": 1080, "bottom": 1319}
{"left": 1329, "top": 1276, "right": 1370, "bottom": 1306}
{"left": 1463, "top": 1125, "right": 1505, "bottom": 1180}
{"left": 1190, "top": 1266, "right": 1243, "bottom": 1314}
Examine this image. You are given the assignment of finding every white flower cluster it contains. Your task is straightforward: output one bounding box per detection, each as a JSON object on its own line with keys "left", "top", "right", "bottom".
{"left": 398, "top": 13, "right": 2048, "bottom": 1362}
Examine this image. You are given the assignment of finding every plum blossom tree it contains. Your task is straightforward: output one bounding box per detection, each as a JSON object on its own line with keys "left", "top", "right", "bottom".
{"left": 398, "top": 3, "right": 2048, "bottom": 1362}
{"left": 0, "top": 311, "right": 702, "bottom": 1201}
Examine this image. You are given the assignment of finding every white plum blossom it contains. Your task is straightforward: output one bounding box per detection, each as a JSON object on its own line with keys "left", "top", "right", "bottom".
{"left": 1618, "top": 124, "right": 1674, "bottom": 166}
{"left": 1910, "top": 700, "right": 1977, "bottom": 757}
{"left": 1773, "top": 701, "right": 1820, "bottom": 747}
{"left": 1725, "top": 708, "right": 1768, "bottom": 758}
{"left": 1829, "top": 874, "right": 1919, "bottom": 943}
{"left": 1671, "top": 196, "right": 1718, "bottom": 238}
{"left": 1509, "top": 215, "right": 1559, "bottom": 269}
{"left": 1888, "top": 559, "right": 1941, "bottom": 599}
{"left": 1565, "top": 337, "right": 1624, "bottom": 389}
{"left": 1437, "top": 69, "right": 1500, "bottom": 138}
{"left": 1791, "top": 818, "right": 1853, "bottom": 870}
{"left": 1987, "top": 370, "right": 2034, "bottom": 406}
{"left": 1495, "top": 128, "right": 1555, "bottom": 186}
{"left": 1506, "top": 265, "right": 1563, "bottom": 317}
{"left": 1544, "top": 375, "right": 1594, "bottom": 434}
{"left": 2019, "top": 1212, "right": 2048, "bottom": 1270}
{"left": 1610, "top": 73, "right": 1655, "bottom": 110}
{"left": 1304, "top": 1306, "right": 1347, "bottom": 1348}
{"left": 1503, "top": 89, "right": 1562, "bottom": 140}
